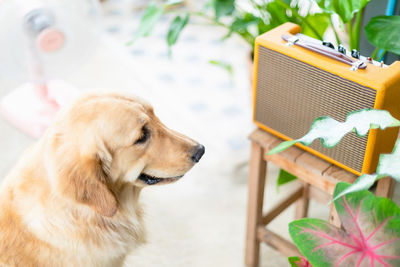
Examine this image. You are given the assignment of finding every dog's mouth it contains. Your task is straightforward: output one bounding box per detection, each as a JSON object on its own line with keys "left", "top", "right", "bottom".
{"left": 138, "top": 173, "right": 183, "bottom": 185}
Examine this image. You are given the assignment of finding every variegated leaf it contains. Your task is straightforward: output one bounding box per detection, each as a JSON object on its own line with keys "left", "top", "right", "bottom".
{"left": 290, "top": 182, "right": 400, "bottom": 267}
{"left": 268, "top": 109, "right": 400, "bottom": 155}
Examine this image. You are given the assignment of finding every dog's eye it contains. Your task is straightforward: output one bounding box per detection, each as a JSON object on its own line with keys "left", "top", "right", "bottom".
{"left": 134, "top": 126, "right": 150, "bottom": 145}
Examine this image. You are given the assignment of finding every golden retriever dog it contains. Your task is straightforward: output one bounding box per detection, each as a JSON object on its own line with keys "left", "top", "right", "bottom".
{"left": 0, "top": 93, "right": 204, "bottom": 266}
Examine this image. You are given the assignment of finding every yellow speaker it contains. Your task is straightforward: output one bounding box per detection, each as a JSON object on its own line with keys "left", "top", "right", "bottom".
{"left": 252, "top": 22, "right": 400, "bottom": 175}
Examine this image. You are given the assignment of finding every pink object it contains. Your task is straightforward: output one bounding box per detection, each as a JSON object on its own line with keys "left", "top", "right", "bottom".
{"left": 1, "top": 28, "right": 73, "bottom": 138}
{"left": 0, "top": 80, "right": 80, "bottom": 138}
{"left": 36, "top": 28, "right": 65, "bottom": 53}
{"left": 0, "top": 27, "right": 73, "bottom": 138}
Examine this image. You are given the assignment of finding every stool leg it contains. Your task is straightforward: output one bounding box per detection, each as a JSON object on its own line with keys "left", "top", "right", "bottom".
{"left": 245, "top": 142, "right": 267, "bottom": 267}
{"left": 294, "top": 183, "right": 310, "bottom": 220}
{"left": 375, "top": 177, "right": 395, "bottom": 199}
{"left": 329, "top": 202, "right": 341, "bottom": 228}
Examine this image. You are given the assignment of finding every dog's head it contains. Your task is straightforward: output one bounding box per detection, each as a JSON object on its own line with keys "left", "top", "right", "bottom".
{"left": 46, "top": 93, "right": 204, "bottom": 217}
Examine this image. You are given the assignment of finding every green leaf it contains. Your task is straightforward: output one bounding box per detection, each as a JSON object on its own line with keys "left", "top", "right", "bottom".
{"left": 266, "top": 1, "right": 297, "bottom": 28}
{"left": 301, "top": 13, "right": 330, "bottom": 40}
{"left": 257, "top": 19, "right": 273, "bottom": 36}
{"left": 268, "top": 109, "right": 400, "bottom": 156}
{"left": 213, "top": 0, "right": 235, "bottom": 20}
{"left": 331, "top": 138, "right": 400, "bottom": 202}
{"left": 331, "top": 173, "right": 378, "bottom": 202}
{"left": 208, "top": 60, "right": 233, "bottom": 76}
{"left": 129, "top": 2, "right": 164, "bottom": 44}
{"left": 277, "top": 169, "right": 297, "bottom": 189}
{"left": 230, "top": 13, "right": 259, "bottom": 34}
{"left": 365, "top": 15, "right": 400, "bottom": 55}
{"left": 315, "top": 0, "right": 371, "bottom": 23}
{"left": 165, "top": 0, "right": 184, "bottom": 6}
{"left": 290, "top": 183, "right": 400, "bottom": 266}
{"left": 376, "top": 139, "right": 400, "bottom": 181}
{"left": 288, "top": 256, "right": 311, "bottom": 267}
{"left": 267, "top": 140, "right": 297, "bottom": 155}
{"left": 223, "top": 13, "right": 259, "bottom": 45}
{"left": 288, "top": 256, "right": 301, "bottom": 267}
{"left": 289, "top": 218, "right": 337, "bottom": 266}
{"left": 167, "top": 14, "right": 189, "bottom": 47}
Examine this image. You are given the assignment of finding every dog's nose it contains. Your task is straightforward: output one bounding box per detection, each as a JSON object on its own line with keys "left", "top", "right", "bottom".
{"left": 191, "top": 144, "right": 205, "bottom": 163}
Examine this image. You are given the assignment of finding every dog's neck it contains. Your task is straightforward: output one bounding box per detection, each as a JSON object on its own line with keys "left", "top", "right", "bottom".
{"left": 114, "top": 183, "right": 144, "bottom": 218}
{"left": 5, "top": 143, "right": 146, "bottom": 252}
{"left": 0, "top": 136, "right": 147, "bottom": 265}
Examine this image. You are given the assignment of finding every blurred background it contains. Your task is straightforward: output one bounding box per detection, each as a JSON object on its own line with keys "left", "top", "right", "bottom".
{"left": 0, "top": 0, "right": 399, "bottom": 266}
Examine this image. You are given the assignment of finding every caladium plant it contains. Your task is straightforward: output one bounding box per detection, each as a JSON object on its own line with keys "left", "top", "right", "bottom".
{"left": 268, "top": 109, "right": 400, "bottom": 155}
{"left": 267, "top": 109, "right": 400, "bottom": 200}
{"left": 288, "top": 256, "right": 312, "bottom": 267}
{"left": 289, "top": 182, "right": 400, "bottom": 267}
{"left": 333, "top": 138, "right": 400, "bottom": 201}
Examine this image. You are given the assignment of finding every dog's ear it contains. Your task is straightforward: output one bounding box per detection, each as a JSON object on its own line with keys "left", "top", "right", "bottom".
{"left": 58, "top": 154, "right": 118, "bottom": 217}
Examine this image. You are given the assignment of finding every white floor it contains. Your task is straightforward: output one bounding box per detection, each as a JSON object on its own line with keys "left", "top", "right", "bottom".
{"left": 0, "top": 1, "right": 398, "bottom": 266}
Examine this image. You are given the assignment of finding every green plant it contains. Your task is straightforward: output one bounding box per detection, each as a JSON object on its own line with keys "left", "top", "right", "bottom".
{"left": 266, "top": 108, "right": 400, "bottom": 266}
{"left": 289, "top": 182, "right": 400, "bottom": 267}
{"left": 315, "top": 0, "right": 400, "bottom": 60}
{"left": 268, "top": 108, "right": 400, "bottom": 266}
{"left": 267, "top": 109, "right": 400, "bottom": 266}
{"left": 131, "top": 0, "right": 400, "bottom": 61}
{"left": 365, "top": 15, "right": 400, "bottom": 59}
{"left": 289, "top": 256, "right": 312, "bottom": 267}
{"left": 271, "top": 109, "right": 400, "bottom": 191}
{"left": 277, "top": 169, "right": 297, "bottom": 190}
{"left": 131, "top": 0, "right": 329, "bottom": 53}
{"left": 268, "top": 109, "right": 400, "bottom": 201}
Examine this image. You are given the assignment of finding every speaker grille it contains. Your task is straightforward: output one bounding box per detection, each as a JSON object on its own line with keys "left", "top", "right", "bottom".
{"left": 255, "top": 46, "right": 377, "bottom": 172}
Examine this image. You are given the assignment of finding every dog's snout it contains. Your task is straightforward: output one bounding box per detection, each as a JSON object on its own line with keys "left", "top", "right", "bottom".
{"left": 191, "top": 144, "right": 205, "bottom": 163}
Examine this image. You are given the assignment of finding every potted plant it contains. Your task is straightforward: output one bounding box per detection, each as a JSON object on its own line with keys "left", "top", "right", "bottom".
{"left": 289, "top": 181, "right": 400, "bottom": 267}
{"left": 130, "top": 0, "right": 399, "bottom": 65}
{"left": 129, "top": 0, "right": 330, "bottom": 82}
{"left": 268, "top": 108, "right": 400, "bottom": 266}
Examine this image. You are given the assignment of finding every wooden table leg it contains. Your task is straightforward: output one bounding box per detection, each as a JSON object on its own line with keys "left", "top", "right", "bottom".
{"left": 329, "top": 202, "right": 341, "bottom": 228}
{"left": 294, "top": 182, "right": 310, "bottom": 220}
{"left": 376, "top": 177, "right": 396, "bottom": 199}
{"left": 245, "top": 142, "right": 267, "bottom": 267}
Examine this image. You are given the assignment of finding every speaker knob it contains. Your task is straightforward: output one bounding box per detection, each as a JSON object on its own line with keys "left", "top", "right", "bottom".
{"left": 322, "top": 41, "right": 334, "bottom": 49}
{"left": 338, "top": 44, "right": 346, "bottom": 54}
{"left": 351, "top": 49, "right": 360, "bottom": 59}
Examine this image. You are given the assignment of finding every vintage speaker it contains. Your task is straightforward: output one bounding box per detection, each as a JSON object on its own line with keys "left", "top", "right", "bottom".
{"left": 253, "top": 22, "right": 400, "bottom": 175}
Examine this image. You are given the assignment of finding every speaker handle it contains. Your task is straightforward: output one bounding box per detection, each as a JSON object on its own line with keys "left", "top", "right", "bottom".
{"left": 282, "top": 34, "right": 367, "bottom": 70}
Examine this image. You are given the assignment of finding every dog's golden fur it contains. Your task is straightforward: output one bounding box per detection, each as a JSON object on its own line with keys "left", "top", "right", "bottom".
{"left": 0, "top": 93, "right": 202, "bottom": 266}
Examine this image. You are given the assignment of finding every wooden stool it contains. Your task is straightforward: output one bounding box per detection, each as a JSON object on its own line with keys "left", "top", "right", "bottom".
{"left": 245, "top": 129, "right": 396, "bottom": 267}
